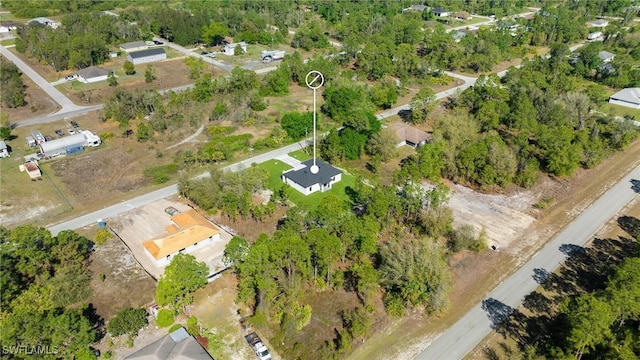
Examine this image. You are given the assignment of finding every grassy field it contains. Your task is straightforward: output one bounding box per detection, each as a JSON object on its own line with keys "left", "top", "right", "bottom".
{"left": 288, "top": 149, "right": 311, "bottom": 161}
{"left": 601, "top": 102, "right": 640, "bottom": 119}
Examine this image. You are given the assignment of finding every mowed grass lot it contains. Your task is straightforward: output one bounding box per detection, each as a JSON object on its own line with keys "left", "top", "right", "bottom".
{"left": 258, "top": 157, "right": 356, "bottom": 211}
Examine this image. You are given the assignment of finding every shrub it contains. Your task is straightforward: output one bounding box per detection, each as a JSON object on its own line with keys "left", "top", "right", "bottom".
{"left": 143, "top": 164, "right": 179, "bottom": 184}
{"left": 156, "top": 309, "right": 174, "bottom": 328}
{"left": 186, "top": 316, "right": 200, "bottom": 336}
{"left": 107, "top": 308, "right": 148, "bottom": 337}
{"left": 94, "top": 228, "right": 113, "bottom": 245}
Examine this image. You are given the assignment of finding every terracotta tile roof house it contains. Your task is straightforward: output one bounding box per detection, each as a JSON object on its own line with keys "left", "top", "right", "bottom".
{"left": 390, "top": 122, "right": 433, "bottom": 148}
{"left": 125, "top": 327, "right": 213, "bottom": 360}
{"left": 142, "top": 209, "right": 221, "bottom": 267}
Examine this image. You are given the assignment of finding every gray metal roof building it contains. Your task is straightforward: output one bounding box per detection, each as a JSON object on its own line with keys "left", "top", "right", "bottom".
{"left": 39, "top": 133, "right": 86, "bottom": 157}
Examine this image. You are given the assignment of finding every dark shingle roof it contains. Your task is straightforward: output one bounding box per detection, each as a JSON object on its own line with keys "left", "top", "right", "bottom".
{"left": 129, "top": 48, "right": 166, "bottom": 59}
{"left": 283, "top": 159, "right": 342, "bottom": 188}
{"left": 77, "top": 66, "right": 109, "bottom": 79}
{"left": 124, "top": 327, "right": 212, "bottom": 360}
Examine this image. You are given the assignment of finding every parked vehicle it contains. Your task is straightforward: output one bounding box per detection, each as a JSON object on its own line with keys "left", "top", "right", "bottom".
{"left": 71, "top": 121, "right": 79, "bottom": 128}
{"left": 145, "top": 40, "right": 155, "bottom": 46}
{"left": 55, "top": 129, "right": 64, "bottom": 137}
{"left": 245, "top": 332, "right": 272, "bottom": 360}
{"left": 153, "top": 40, "right": 164, "bottom": 45}
{"left": 65, "top": 75, "right": 75, "bottom": 81}
{"left": 200, "top": 51, "right": 216, "bottom": 58}
{"left": 261, "top": 50, "right": 285, "bottom": 63}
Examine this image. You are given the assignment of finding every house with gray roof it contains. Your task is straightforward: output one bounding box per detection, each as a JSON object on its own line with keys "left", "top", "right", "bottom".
{"left": 609, "top": 88, "right": 640, "bottom": 109}
{"left": 127, "top": 48, "right": 166, "bottom": 65}
{"left": 282, "top": 159, "right": 342, "bottom": 196}
{"left": 76, "top": 66, "right": 110, "bottom": 83}
{"left": 120, "top": 41, "right": 149, "bottom": 53}
{"left": 598, "top": 50, "right": 615, "bottom": 63}
{"left": 124, "top": 327, "right": 212, "bottom": 360}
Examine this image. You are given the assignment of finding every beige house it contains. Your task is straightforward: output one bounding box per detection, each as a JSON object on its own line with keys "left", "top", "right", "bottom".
{"left": 143, "top": 210, "right": 221, "bottom": 267}
{"left": 390, "top": 122, "right": 433, "bottom": 148}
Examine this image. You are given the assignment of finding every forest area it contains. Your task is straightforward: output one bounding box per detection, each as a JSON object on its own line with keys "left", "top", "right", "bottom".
{"left": 2, "top": 0, "right": 640, "bottom": 359}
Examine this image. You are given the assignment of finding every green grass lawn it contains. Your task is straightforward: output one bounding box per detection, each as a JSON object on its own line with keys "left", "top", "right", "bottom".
{"left": 258, "top": 159, "right": 356, "bottom": 211}
{"left": 601, "top": 103, "right": 640, "bottom": 119}
{"left": 259, "top": 159, "right": 293, "bottom": 190}
{"left": 288, "top": 149, "right": 311, "bottom": 161}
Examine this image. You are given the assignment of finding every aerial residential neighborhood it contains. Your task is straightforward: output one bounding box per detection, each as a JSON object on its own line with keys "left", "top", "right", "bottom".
{"left": 1, "top": 1, "right": 640, "bottom": 360}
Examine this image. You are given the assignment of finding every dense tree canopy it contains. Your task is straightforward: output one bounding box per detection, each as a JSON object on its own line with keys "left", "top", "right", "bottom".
{"left": 0, "top": 226, "right": 96, "bottom": 359}
{"left": 155, "top": 253, "right": 208, "bottom": 310}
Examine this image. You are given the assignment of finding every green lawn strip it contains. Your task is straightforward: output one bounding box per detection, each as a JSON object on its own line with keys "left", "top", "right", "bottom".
{"left": 259, "top": 159, "right": 293, "bottom": 190}
{"left": 287, "top": 149, "right": 311, "bottom": 161}
{"left": 601, "top": 103, "right": 640, "bottom": 119}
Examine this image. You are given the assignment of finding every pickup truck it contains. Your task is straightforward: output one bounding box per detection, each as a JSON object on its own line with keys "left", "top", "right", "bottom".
{"left": 245, "top": 332, "right": 272, "bottom": 360}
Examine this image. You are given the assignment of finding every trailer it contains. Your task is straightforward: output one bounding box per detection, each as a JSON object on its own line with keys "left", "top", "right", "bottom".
{"left": 261, "top": 50, "right": 285, "bottom": 63}
{"left": 245, "top": 332, "right": 272, "bottom": 360}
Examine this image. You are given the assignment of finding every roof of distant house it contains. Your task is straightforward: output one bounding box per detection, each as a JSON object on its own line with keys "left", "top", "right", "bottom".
{"left": 129, "top": 48, "right": 166, "bottom": 59}
{"left": 403, "top": 5, "right": 427, "bottom": 12}
{"left": 390, "top": 122, "right": 432, "bottom": 145}
{"left": 433, "top": 7, "right": 447, "bottom": 14}
{"left": 124, "top": 327, "right": 213, "bottom": 360}
{"left": 77, "top": 66, "right": 109, "bottom": 79}
{"left": 598, "top": 50, "right": 615, "bottom": 60}
{"left": 610, "top": 88, "right": 640, "bottom": 105}
{"left": 283, "top": 159, "right": 342, "bottom": 188}
{"left": 120, "top": 41, "right": 148, "bottom": 49}
{"left": 591, "top": 19, "right": 609, "bottom": 26}
{"left": 29, "top": 17, "right": 56, "bottom": 25}
{"left": 143, "top": 209, "right": 220, "bottom": 259}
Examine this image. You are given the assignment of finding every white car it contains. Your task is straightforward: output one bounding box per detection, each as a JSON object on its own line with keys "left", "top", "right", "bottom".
{"left": 145, "top": 41, "right": 155, "bottom": 46}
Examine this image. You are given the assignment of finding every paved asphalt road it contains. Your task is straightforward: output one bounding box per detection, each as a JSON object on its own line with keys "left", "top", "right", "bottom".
{"left": 417, "top": 164, "right": 640, "bottom": 360}
{"left": 0, "top": 46, "right": 85, "bottom": 113}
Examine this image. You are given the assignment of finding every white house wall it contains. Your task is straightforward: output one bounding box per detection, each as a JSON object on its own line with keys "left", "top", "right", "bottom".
{"left": 609, "top": 98, "right": 640, "bottom": 109}
{"left": 129, "top": 54, "right": 166, "bottom": 65}
{"left": 79, "top": 75, "right": 108, "bottom": 84}
{"left": 147, "top": 233, "right": 220, "bottom": 268}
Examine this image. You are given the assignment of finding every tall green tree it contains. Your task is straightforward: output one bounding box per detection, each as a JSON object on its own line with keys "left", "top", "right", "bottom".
{"left": 155, "top": 254, "right": 208, "bottom": 310}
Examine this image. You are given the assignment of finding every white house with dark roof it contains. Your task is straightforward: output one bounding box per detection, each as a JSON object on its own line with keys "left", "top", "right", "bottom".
{"left": 124, "top": 327, "right": 212, "bottom": 360}
{"left": 282, "top": 159, "right": 342, "bottom": 196}
{"left": 609, "top": 88, "right": 640, "bottom": 109}
{"left": 76, "top": 66, "right": 110, "bottom": 83}
{"left": 119, "top": 41, "right": 148, "bottom": 53}
{"left": 127, "top": 48, "right": 166, "bottom": 65}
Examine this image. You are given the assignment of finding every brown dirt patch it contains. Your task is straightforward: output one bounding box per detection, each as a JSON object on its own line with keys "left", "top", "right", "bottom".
{"left": 88, "top": 234, "right": 157, "bottom": 321}
{"left": 189, "top": 273, "right": 255, "bottom": 360}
